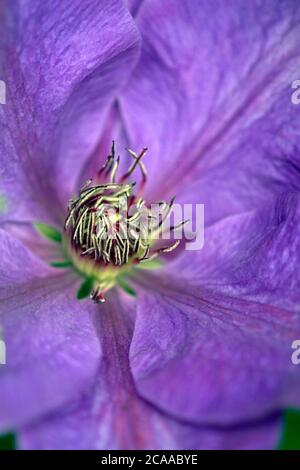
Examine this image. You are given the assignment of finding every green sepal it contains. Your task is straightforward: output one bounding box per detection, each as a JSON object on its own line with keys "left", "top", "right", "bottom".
{"left": 0, "top": 432, "right": 16, "bottom": 450}
{"left": 135, "top": 259, "right": 163, "bottom": 270}
{"left": 117, "top": 277, "right": 137, "bottom": 297}
{"left": 50, "top": 260, "right": 73, "bottom": 268}
{"left": 278, "top": 408, "right": 300, "bottom": 450}
{"left": 34, "top": 222, "right": 62, "bottom": 244}
{"left": 77, "top": 277, "right": 94, "bottom": 300}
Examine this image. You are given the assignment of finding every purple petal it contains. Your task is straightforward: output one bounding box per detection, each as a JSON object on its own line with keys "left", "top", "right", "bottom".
{"left": 130, "top": 284, "right": 299, "bottom": 427}
{"left": 19, "top": 402, "right": 282, "bottom": 450}
{"left": 18, "top": 294, "right": 282, "bottom": 450}
{"left": 176, "top": 86, "right": 300, "bottom": 226}
{"left": 171, "top": 192, "right": 300, "bottom": 311}
{"left": 0, "top": 0, "right": 140, "bottom": 224}
{"left": 119, "top": 0, "right": 300, "bottom": 211}
{"left": 127, "top": 0, "right": 144, "bottom": 16}
{"left": 0, "top": 230, "right": 100, "bottom": 430}
{"left": 128, "top": 196, "right": 300, "bottom": 426}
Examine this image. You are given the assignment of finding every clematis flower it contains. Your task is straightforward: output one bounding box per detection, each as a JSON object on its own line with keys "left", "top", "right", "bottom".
{"left": 0, "top": 0, "right": 300, "bottom": 450}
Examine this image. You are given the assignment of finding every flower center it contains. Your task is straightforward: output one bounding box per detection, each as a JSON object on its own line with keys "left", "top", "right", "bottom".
{"left": 64, "top": 142, "right": 183, "bottom": 303}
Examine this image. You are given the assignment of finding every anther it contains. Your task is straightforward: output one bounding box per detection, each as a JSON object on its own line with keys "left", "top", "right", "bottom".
{"left": 64, "top": 142, "right": 183, "bottom": 303}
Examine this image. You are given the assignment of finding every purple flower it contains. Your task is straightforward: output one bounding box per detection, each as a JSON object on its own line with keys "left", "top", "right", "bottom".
{"left": 0, "top": 0, "right": 300, "bottom": 450}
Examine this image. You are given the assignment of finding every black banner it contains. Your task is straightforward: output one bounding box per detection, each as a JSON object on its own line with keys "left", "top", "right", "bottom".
{"left": 0, "top": 450, "right": 300, "bottom": 466}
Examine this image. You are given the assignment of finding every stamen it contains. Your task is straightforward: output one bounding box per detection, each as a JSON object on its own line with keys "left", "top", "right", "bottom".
{"left": 97, "top": 141, "right": 116, "bottom": 179}
{"left": 64, "top": 142, "right": 183, "bottom": 303}
{"left": 124, "top": 148, "right": 148, "bottom": 183}
{"left": 160, "top": 239, "right": 181, "bottom": 253}
{"left": 110, "top": 156, "right": 120, "bottom": 183}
